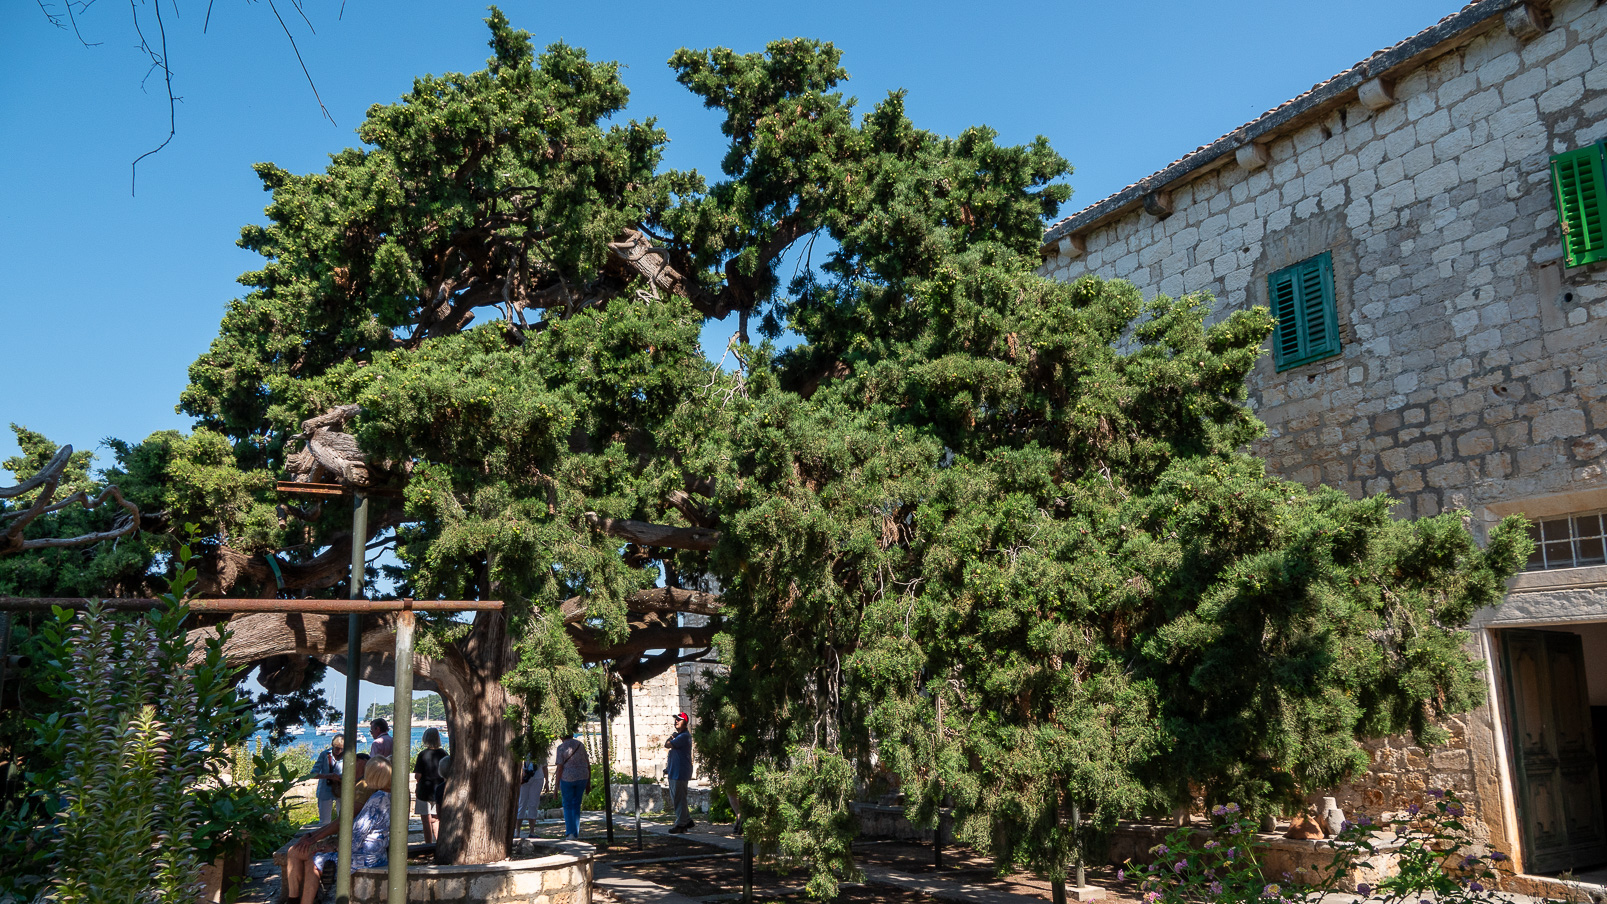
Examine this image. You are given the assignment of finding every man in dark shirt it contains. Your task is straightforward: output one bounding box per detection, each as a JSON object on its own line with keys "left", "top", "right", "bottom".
{"left": 665, "top": 712, "right": 695, "bottom": 833}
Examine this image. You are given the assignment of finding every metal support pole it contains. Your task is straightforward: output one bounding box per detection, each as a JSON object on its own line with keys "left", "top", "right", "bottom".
{"left": 934, "top": 694, "right": 943, "bottom": 870}
{"left": 600, "top": 685, "right": 614, "bottom": 847}
{"left": 388, "top": 610, "right": 414, "bottom": 904}
{"left": 742, "top": 839, "right": 754, "bottom": 902}
{"left": 1072, "top": 800, "right": 1085, "bottom": 889}
{"left": 627, "top": 682, "right": 642, "bottom": 851}
{"left": 336, "top": 493, "right": 369, "bottom": 904}
{"left": 0, "top": 613, "right": 10, "bottom": 711}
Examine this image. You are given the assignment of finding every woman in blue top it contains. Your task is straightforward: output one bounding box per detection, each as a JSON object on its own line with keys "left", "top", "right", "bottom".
{"left": 286, "top": 756, "right": 393, "bottom": 904}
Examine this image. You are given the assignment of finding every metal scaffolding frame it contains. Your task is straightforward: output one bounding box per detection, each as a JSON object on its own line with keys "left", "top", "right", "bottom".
{"left": 0, "top": 487, "right": 502, "bottom": 904}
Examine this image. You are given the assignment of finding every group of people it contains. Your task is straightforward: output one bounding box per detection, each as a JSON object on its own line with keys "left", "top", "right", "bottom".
{"left": 285, "top": 718, "right": 451, "bottom": 904}
{"left": 287, "top": 709, "right": 708, "bottom": 897}
{"left": 514, "top": 711, "right": 701, "bottom": 841}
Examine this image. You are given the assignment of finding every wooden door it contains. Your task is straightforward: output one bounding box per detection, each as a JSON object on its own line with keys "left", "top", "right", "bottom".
{"left": 1501, "top": 629, "right": 1607, "bottom": 873}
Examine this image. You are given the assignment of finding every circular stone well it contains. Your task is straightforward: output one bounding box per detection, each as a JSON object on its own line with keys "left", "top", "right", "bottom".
{"left": 350, "top": 838, "right": 593, "bottom": 904}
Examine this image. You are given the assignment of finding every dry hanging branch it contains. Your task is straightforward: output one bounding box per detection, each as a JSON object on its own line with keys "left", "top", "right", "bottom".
{"left": 0, "top": 444, "right": 141, "bottom": 555}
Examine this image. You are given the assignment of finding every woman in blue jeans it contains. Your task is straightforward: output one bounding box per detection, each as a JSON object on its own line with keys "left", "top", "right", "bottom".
{"left": 553, "top": 731, "right": 590, "bottom": 839}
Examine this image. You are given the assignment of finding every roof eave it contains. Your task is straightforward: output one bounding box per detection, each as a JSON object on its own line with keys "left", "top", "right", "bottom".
{"left": 1040, "top": 0, "right": 1526, "bottom": 253}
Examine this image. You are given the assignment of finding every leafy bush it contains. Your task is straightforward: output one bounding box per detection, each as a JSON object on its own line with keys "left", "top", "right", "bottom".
{"left": 1123, "top": 805, "right": 1273, "bottom": 904}
{"left": 1123, "top": 791, "right": 1522, "bottom": 904}
{"left": 1, "top": 532, "right": 277, "bottom": 903}
{"left": 1323, "top": 789, "right": 1513, "bottom": 904}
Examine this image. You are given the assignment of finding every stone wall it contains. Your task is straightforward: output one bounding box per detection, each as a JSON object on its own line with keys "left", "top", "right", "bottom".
{"left": 351, "top": 841, "right": 592, "bottom": 904}
{"left": 1042, "top": 0, "right": 1607, "bottom": 524}
{"left": 606, "top": 659, "right": 718, "bottom": 780}
{"left": 1039, "top": 0, "right": 1607, "bottom": 867}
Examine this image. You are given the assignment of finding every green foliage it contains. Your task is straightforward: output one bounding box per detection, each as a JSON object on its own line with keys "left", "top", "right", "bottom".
{"left": 579, "top": 763, "right": 637, "bottom": 810}
{"left": 1323, "top": 790, "right": 1514, "bottom": 904}
{"left": 1126, "top": 792, "right": 1520, "bottom": 904}
{"left": 1122, "top": 805, "right": 1271, "bottom": 904}
{"left": 11, "top": 6, "right": 1523, "bottom": 892}
{"left": 0, "top": 534, "right": 270, "bottom": 902}
{"left": 0, "top": 426, "right": 164, "bottom": 600}
{"left": 695, "top": 268, "right": 1531, "bottom": 890}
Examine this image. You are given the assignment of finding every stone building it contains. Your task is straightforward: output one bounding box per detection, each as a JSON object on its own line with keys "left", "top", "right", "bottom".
{"left": 1038, "top": 0, "right": 1607, "bottom": 884}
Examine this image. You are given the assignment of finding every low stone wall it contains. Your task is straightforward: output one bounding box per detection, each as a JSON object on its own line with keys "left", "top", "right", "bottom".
{"left": 608, "top": 782, "right": 710, "bottom": 815}
{"left": 350, "top": 839, "right": 592, "bottom": 904}
{"left": 1106, "top": 821, "right": 1401, "bottom": 892}
{"left": 851, "top": 803, "right": 938, "bottom": 842}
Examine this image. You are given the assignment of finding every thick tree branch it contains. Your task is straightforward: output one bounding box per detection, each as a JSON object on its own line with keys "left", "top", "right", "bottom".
{"left": 559, "top": 586, "right": 723, "bottom": 624}
{"left": 584, "top": 512, "right": 720, "bottom": 551}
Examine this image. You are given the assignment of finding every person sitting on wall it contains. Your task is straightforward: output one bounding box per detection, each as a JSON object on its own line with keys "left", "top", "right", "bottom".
{"left": 285, "top": 753, "right": 374, "bottom": 859}
{"left": 665, "top": 712, "right": 695, "bottom": 834}
{"left": 285, "top": 755, "right": 392, "bottom": 904}
{"left": 414, "top": 727, "right": 448, "bottom": 843}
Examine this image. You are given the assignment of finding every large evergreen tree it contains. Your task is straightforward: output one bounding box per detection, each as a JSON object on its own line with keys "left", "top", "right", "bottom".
{"left": 4, "top": 8, "right": 1527, "bottom": 885}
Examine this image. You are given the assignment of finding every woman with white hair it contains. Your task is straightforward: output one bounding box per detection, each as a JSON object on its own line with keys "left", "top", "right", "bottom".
{"left": 285, "top": 755, "right": 393, "bottom": 904}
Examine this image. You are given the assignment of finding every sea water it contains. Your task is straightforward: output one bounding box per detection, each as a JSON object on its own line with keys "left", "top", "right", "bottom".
{"left": 254, "top": 725, "right": 449, "bottom": 756}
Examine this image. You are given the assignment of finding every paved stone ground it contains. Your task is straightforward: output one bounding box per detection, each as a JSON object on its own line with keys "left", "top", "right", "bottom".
{"left": 232, "top": 811, "right": 1574, "bottom": 904}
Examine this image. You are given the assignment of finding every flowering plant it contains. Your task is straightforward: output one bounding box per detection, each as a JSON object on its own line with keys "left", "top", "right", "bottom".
{"left": 1319, "top": 789, "right": 1513, "bottom": 904}
{"left": 1124, "top": 804, "right": 1285, "bottom": 904}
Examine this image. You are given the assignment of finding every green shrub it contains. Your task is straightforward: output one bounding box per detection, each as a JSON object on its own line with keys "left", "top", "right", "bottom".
{"left": 1322, "top": 789, "right": 1513, "bottom": 904}
{"left": 3, "top": 531, "right": 274, "bottom": 903}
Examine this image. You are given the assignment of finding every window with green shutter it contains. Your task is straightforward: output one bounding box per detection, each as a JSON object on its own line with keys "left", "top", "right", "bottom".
{"left": 1551, "top": 142, "right": 1607, "bottom": 268}
{"left": 1268, "top": 251, "right": 1340, "bottom": 372}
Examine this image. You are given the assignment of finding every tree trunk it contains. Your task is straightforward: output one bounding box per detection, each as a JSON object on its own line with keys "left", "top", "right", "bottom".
{"left": 433, "top": 663, "right": 520, "bottom": 864}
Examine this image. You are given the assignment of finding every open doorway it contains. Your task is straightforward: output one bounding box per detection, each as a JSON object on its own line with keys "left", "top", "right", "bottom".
{"left": 1499, "top": 625, "right": 1607, "bottom": 879}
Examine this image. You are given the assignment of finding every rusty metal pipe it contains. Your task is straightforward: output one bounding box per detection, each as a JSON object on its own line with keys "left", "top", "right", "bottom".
{"left": 0, "top": 598, "right": 503, "bottom": 613}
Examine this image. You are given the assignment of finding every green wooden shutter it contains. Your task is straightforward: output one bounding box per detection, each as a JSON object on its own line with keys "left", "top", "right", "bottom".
{"left": 1552, "top": 143, "right": 1607, "bottom": 268}
{"left": 1270, "top": 252, "right": 1340, "bottom": 372}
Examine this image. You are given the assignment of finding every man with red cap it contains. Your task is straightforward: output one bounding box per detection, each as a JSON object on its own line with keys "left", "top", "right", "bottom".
{"left": 664, "top": 712, "right": 695, "bottom": 833}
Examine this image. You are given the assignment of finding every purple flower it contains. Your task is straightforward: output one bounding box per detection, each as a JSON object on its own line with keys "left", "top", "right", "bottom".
{"left": 1226, "top": 848, "right": 1238, "bottom": 859}
{"left": 1447, "top": 804, "right": 1464, "bottom": 817}
{"left": 1209, "top": 881, "right": 1223, "bottom": 896}
{"left": 1212, "top": 804, "right": 1228, "bottom": 816}
{"left": 1427, "top": 788, "right": 1445, "bottom": 799}
{"left": 1357, "top": 814, "right": 1373, "bottom": 826}
{"left": 1357, "top": 884, "right": 1372, "bottom": 896}
{"left": 1341, "top": 819, "right": 1353, "bottom": 831}
{"left": 1173, "top": 859, "right": 1188, "bottom": 874}
{"left": 1228, "top": 824, "right": 1242, "bottom": 834}
{"left": 1407, "top": 803, "right": 1421, "bottom": 816}
{"left": 1262, "top": 884, "right": 1282, "bottom": 898}
{"left": 1490, "top": 851, "right": 1508, "bottom": 862}
{"left": 1204, "top": 841, "right": 1219, "bottom": 849}
{"left": 1155, "top": 844, "right": 1170, "bottom": 856}
{"left": 1143, "top": 893, "right": 1160, "bottom": 903}
{"left": 1117, "top": 869, "right": 1126, "bottom": 882}
{"left": 1470, "top": 882, "right": 1484, "bottom": 892}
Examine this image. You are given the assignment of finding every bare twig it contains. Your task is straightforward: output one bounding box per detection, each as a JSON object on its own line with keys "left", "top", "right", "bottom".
{"left": 265, "top": 0, "right": 335, "bottom": 125}
{"left": 128, "top": 0, "right": 177, "bottom": 195}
